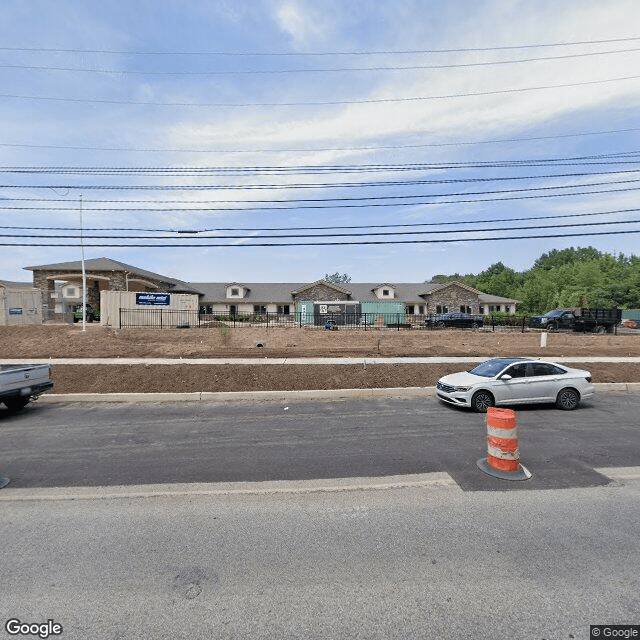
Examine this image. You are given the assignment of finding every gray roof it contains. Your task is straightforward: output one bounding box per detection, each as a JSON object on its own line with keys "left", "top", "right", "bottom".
{"left": 19, "top": 256, "right": 518, "bottom": 304}
{"left": 190, "top": 280, "right": 517, "bottom": 304}
{"left": 478, "top": 293, "right": 519, "bottom": 304}
{"left": 25, "top": 257, "right": 203, "bottom": 295}
{"left": 0, "top": 280, "right": 35, "bottom": 289}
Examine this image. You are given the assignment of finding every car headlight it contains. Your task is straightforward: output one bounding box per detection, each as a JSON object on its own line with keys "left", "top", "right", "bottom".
{"left": 540, "top": 318, "right": 548, "bottom": 324}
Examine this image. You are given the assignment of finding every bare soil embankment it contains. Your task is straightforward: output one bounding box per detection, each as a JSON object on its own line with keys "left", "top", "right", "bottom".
{"left": 2, "top": 325, "right": 638, "bottom": 393}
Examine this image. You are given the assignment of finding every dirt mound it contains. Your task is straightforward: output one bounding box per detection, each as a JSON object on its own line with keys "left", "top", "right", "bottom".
{"left": 3, "top": 325, "right": 638, "bottom": 393}
{"left": 2, "top": 324, "right": 637, "bottom": 358}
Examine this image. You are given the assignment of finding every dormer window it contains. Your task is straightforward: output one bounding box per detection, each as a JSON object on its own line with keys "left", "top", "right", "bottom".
{"left": 373, "top": 284, "right": 395, "bottom": 299}
{"left": 226, "top": 284, "right": 247, "bottom": 299}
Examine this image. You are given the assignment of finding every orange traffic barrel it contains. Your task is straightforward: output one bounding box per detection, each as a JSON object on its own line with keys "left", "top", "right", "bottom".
{"left": 477, "top": 407, "right": 531, "bottom": 481}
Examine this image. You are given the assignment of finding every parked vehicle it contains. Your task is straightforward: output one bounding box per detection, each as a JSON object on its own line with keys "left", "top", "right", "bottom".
{"left": 425, "top": 312, "right": 484, "bottom": 329}
{"left": 436, "top": 357, "right": 594, "bottom": 412}
{"left": 528, "top": 308, "right": 621, "bottom": 333}
{"left": 73, "top": 303, "right": 100, "bottom": 323}
{"left": 0, "top": 364, "right": 54, "bottom": 412}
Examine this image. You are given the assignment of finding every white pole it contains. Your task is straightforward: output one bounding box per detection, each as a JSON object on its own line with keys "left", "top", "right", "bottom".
{"left": 80, "top": 194, "right": 86, "bottom": 332}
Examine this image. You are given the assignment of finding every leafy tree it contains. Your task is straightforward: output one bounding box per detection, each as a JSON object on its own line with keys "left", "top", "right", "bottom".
{"left": 429, "top": 273, "right": 464, "bottom": 283}
{"left": 324, "top": 272, "right": 352, "bottom": 284}
{"left": 532, "top": 246, "right": 603, "bottom": 270}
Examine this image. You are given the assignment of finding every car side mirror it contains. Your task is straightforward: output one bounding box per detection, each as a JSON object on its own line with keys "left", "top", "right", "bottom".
{"left": 500, "top": 374, "right": 512, "bottom": 381}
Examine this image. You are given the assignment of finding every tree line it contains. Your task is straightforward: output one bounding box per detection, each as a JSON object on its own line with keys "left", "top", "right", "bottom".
{"left": 431, "top": 246, "right": 640, "bottom": 314}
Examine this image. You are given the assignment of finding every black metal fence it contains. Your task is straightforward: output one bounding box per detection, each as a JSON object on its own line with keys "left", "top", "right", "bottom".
{"left": 119, "top": 309, "right": 529, "bottom": 331}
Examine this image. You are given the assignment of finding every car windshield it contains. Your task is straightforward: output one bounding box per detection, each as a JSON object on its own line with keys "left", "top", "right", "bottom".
{"left": 468, "top": 358, "right": 524, "bottom": 378}
{"left": 544, "top": 309, "right": 566, "bottom": 318}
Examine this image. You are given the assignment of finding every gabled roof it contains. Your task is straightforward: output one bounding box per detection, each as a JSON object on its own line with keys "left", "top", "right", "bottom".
{"left": 0, "top": 280, "right": 35, "bottom": 289}
{"left": 189, "top": 281, "right": 519, "bottom": 305}
{"left": 24, "top": 257, "right": 203, "bottom": 295}
{"left": 421, "top": 280, "right": 482, "bottom": 297}
{"left": 290, "top": 279, "right": 352, "bottom": 296}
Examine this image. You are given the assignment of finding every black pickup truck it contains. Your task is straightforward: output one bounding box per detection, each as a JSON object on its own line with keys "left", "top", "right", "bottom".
{"left": 425, "top": 312, "right": 485, "bottom": 329}
{"left": 528, "top": 308, "right": 621, "bottom": 333}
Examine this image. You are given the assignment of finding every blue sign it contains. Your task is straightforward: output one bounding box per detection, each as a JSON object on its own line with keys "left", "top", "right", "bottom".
{"left": 136, "top": 293, "right": 171, "bottom": 306}
{"left": 9, "top": 308, "right": 23, "bottom": 315}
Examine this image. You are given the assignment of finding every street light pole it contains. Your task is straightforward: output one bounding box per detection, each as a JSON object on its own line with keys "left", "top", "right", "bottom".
{"left": 80, "top": 194, "right": 86, "bottom": 332}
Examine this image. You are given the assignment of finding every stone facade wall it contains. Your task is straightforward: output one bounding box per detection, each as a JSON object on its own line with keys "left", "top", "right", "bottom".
{"left": 292, "top": 284, "right": 350, "bottom": 304}
{"left": 426, "top": 284, "right": 480, "bottom": 314}
{"left": 31, "top": 269, "right": 173, "bottom": 321}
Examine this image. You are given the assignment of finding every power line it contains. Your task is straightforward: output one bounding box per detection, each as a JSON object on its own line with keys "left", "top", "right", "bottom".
{"left": 1, "top": 74, "right": 639, "bottom": 108}
{"left": 2, "top": 35, "right": 639, "bottom": 56}
{"left": 2, "top": 127, "right": 638, "bottom": 154}
{"left": 2, "top": 229, "right": 639, "bottom": 247}
{"left": 2, "top": 207, "right": 636, "bottom": 233}
{"left": 4, "top": 46, "right": 640, "bottom": 75}
{"left": 2, "top": 218, "right": 638, "bottom": 240}
{"left": 2, "top": 184, "right": 640, "bottom": 212}
{"left": 2, "top": 170, "right": 640, "bottom": 193}
{"left": 1, "top": 176, "right": 639, "bottom": 200}
{"left": 2, "top": 153, "right": 640, "bottom": 174}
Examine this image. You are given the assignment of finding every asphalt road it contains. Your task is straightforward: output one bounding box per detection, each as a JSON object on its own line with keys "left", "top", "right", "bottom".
{"left": 1, "top": 392, "right": 639, "bottom": 491}
{"left": 1, "top": 481, "right": 638, "bottom": 640}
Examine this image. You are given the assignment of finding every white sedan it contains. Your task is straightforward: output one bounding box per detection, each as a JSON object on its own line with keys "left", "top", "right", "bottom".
{"left": 436, "top": 358, "right": 595, "bottom": 412}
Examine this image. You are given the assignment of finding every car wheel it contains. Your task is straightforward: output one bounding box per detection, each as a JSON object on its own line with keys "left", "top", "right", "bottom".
{"left": 471, "top": 390, "right": 495, "bottom": 413}
{"left": 556, "top": 387, "right": 580, "bottom": 410}
{"left": 435, "top": 321, "right": 445, "bottom": 329}
{"left": 3, "top": 397, "right": 29, "bottom": 413}
{"left": 471, "top": 322, "right": 480, "bottom": 330}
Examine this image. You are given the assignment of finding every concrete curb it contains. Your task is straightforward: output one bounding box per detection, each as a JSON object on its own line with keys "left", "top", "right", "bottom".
{"left": 36, "top": 382, "right": 640, "bottom": 404}
{"left": 0, "top": 472, "right": 459, "bottom": 501}
{"left": 39, "top": 387, "right": 438, "bottom": 404}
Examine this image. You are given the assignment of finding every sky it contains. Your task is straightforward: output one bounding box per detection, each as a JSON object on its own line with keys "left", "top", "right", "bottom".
{"left": 1, "top": 0, "right": 640, "bottom": 285}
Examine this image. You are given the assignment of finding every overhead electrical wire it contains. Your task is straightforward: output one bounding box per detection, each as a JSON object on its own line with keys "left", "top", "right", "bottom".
{"left": 2, "top": 229, "right": 639, "bottom": 248}
{"left": 2, "top": 218, "right": 638, "bottom": 241}
{"left": 0, "top": 207, "right": 637, "bottom": 234}
{"left": 1, "top": 184, "right": 640, "bottom": 211}
{"left": 3, "top": 46, "right": 640, "bottom": 75}
{"left": 2, "top": 152, "right": 640, "bottom": 175}
{"left": 1, "top": 176, "right": 639, "bottom": 200}
{"left": 1, "top": 170, "right": 640, "bottom": 193}
{"left": 2, "top": 35, "right": 639, "bottom": 56}
{"left": 1, "top": 127, "right": 639, "bottom": 154}
{"left": 1, "top": 74, "right": 639, "bottom": 108}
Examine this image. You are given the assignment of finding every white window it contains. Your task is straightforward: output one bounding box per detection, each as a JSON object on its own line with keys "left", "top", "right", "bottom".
{"left": 227, "top": 286, "right": 244, "bottom": 298}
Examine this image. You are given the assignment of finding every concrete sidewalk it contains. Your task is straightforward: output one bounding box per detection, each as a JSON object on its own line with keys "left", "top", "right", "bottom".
{"left": 2, "top": 356, "right": 640, "bottom": 365}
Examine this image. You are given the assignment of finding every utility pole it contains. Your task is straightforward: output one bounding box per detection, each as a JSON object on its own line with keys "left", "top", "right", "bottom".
{"left": 80, "top": 194, "right": 86, "bottom": 332}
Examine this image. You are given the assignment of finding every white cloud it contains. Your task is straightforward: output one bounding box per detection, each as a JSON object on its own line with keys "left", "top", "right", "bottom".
{"left": 272, "top": 0, "right": 334, "bottom": 49}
